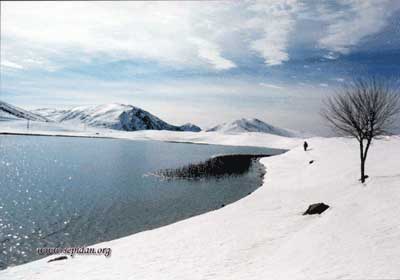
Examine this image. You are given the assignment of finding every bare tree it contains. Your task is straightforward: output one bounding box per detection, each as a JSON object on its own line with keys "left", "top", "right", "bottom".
{"left": 322, "top": 77, "right": 400, "bottom": 183}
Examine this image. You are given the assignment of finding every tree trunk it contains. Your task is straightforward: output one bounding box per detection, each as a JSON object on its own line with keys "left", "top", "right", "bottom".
{"left": 360, "top": 138, "right": 372, "bottom": 183}
{"left": 360, "top": 158, "right": 366, "bottom": 183}
{"left": 359, "top": 139, "right": 366, "bottom": 183}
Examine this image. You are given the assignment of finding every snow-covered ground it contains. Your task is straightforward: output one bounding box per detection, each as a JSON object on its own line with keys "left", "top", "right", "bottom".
{"left": 0, "top": 120, "right": 300, "bottom": 149}
{"left": 1, "top": 127, "right": 399, "bottom": 279}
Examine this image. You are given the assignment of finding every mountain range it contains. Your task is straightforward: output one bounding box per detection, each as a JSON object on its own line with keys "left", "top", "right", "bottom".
{"left": 33, "top": 103, "right": 202, "bottom": 132}
{"left": 1, "top": 100, "right": 300, "bottom": 137}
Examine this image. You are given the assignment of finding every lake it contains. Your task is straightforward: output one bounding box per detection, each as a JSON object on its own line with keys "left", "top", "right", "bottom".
{"left": 0, "top": 135, "right": 284, "bottom": 269}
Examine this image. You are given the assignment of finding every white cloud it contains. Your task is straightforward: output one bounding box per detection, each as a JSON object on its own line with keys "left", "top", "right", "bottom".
{"left": 246, "top": 0, "right": 301, "bottom": 66}
{"left": 1, "top": 60, "right": 24, "bottom": 70}
{"left": 332, "top": 77, "right": 345, "bottom": 82}
{"left": 189, "top": 37, "right": 236, "bottom": 70}
{"left": 318, "top": 0, "right": 400, "bottom": 54}
{"left": 259, "top": 82, "right": 285, "bottom": 90}
{"left": 1, "top": 2, "right": 236, "bottom": 71}
{"left": 0, "top": 1, "right": 305, "bottom": 71}
{"left": 1, "top": 1, "right": 399, "bottom": 72}
{"left": 324, "top": 52, "right": 339, "bottom": 60}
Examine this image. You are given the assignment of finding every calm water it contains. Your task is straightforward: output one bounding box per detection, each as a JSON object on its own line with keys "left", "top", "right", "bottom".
{"left": 0, "top": 135, "right": 284, "bottom": 269}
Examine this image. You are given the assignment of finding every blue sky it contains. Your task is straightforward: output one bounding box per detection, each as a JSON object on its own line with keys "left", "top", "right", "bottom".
{"left": 1, "top": 1, "right": 400, "bottom": 135}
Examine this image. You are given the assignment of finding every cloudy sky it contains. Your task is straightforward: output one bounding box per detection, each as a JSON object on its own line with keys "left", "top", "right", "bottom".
{"left": 1, "top": 1, "right": 400, "bottom": 135}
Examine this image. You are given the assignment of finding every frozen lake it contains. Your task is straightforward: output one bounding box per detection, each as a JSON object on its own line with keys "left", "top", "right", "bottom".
{"left": 0, "top": 135, "right": 284, "bottom": 269}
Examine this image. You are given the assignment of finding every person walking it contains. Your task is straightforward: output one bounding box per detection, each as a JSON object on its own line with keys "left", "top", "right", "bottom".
{"left": 303, "top": 141, "right": 308, "bottom": 151}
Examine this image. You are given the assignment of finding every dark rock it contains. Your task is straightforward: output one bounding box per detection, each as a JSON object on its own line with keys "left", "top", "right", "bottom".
{"left": 221, "top": 204, "right": 225, "bottom": 208}
{"left": 179, "top": 123, "right": 201, "bottom": 132}
{"left": 48, "top": 256, "right": 68, "bottom": 263}
{"left": 303, "top": 203, "right": 329, "bottom": 215}
{"left": 309, "top": 160, "right": 314, "bottom": 164}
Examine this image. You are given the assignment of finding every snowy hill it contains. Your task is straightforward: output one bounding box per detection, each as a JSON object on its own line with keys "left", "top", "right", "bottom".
{"left": 207, "top": 118, "right": 296, "bottom": 137}
{"left": 0, "top": 100, "right": 49, "bottom": 122}
{"left": 34, "top": 104, "right": 201, "bottom": 132}
{"left": 178, "top": 123, "right": 202, "bottom": 132}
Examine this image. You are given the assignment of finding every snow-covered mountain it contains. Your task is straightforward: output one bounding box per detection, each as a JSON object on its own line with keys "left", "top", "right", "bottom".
{"left": 34, "top": 103, "right": 201, "bottom": 132}
{"left": 178, "top": 123, "right": 202, "bottom": 132}
{"left": 0, "top": 100, "right": 50, "bottom": 122}
{"left": 207, "top": 118, "right": 296, "bottom": 137}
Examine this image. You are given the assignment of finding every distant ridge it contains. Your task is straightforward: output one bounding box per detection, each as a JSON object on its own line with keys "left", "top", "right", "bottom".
{"left": 207, "top": 118, "right": 296, "bottom": 137}
{"left": 34, "top": 103, "right": 201, "bottom": 132}
{"left": 0, "top": 100, "right": 50, "bottom": 122}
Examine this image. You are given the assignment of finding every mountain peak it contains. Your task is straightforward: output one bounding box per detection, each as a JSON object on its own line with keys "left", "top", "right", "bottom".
{"left": 206, "top": 118, "right": 296, "bottom": 137}
{"left": 179, "top": 123, "right": 202, "bottom": 132}
{"left": 34, "top": 103, "right": 200, "bottom": 132}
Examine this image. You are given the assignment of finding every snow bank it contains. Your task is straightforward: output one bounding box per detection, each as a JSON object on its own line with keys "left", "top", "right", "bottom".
{"left": 1, "top": 135, "right": 399, "bottom": 279}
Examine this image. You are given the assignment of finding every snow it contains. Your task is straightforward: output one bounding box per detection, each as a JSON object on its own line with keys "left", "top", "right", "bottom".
{"left": 1, "top": 128, "right": 399, "bottom": 279}
{"left": 0, "top": 111, "right": 21, "bottom": 121}
{"left": 206, "top": 118, "right": 298, "bottom": 137}
{"left": 0, "top": 120, "right": 300, "bottom": 150}
{"left": 0, "top": 101, "right": 49, "bottom": 122}
{"left": 178, "top": 123, "right": 202, "bottom": 132}
{"left": 32, "top": 103, "right": 201, "bottom": 132}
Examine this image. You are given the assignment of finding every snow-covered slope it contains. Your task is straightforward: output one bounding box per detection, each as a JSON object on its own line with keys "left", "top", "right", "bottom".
{"left": 0, "top": 100, "right": 49, "bottom": 122}
{"left": 207, "top": 118, "right": 296, "bottom": 137}
{"left": 33, "top": 108, "right": 69, "bottom": 120}
{"left": 1, "top": 136, "right": 399, "bottom": 279}
{"left": 34, "top": 104, "right": 200, "bottom": 132}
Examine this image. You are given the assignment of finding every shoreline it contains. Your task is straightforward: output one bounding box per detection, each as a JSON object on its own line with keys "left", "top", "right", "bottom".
{"left": 0, "top": 131, "right": 113, "bottom": 140}
{"left": 0, "top": 135, "right": 276, "bottom": 271}
{"left": 0, "top": 127, "right": 301, "bottom": 150}
{"left": 1, "top": 157, "right": 270, "bottom": 272}
{"left": 1, "top": 136, "right": 400, "bottom": 279}
{"left": 0, "top": 132, "right": 291, "bottom": 153}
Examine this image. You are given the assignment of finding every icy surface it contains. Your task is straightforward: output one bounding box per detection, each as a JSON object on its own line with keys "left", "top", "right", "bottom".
{"left": 1, "top": 134, "right": 399, "bottom": 279}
